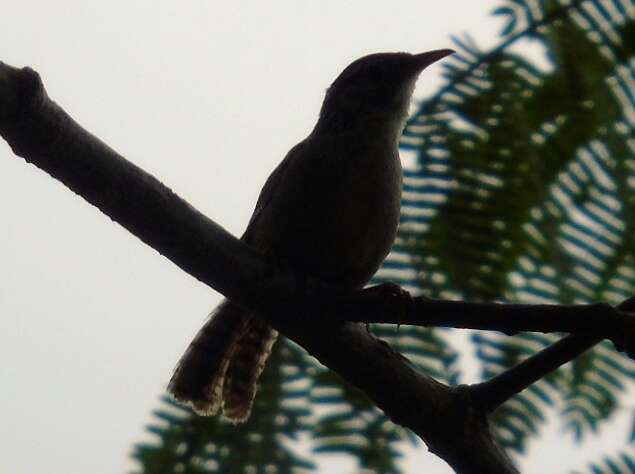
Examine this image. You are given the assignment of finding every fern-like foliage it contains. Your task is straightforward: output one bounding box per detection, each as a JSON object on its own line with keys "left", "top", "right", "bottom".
{"left": 309, "top": 369, "right": 412, "bottom": 474}
{"left": 134, "top": 0, "right": 635, "bottom": 472}
{"left": 133, "top": 341, "right": 313, "bottom": 473}
{"left": 398, "top": 0, "right": 635, "bottom": 464}
{"left": 571, "top": 451, "right": 635, "bottom": 473}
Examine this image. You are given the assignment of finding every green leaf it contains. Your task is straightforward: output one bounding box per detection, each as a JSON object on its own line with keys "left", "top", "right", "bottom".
{"left": 572, "top": 451, "right": 635, "bottom": 474}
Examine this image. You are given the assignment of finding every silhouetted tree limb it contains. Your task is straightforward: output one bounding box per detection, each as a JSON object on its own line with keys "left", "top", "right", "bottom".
{"left": 2, "top": 61, "right": 631, "bottom": 473}
{"left": 325, "top": 284, "right": 635, "bottom": 356}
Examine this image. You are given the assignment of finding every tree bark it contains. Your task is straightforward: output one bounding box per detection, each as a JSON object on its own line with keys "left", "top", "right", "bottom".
{"left": 4, "top": 61, "right": 628, "bottom": 473}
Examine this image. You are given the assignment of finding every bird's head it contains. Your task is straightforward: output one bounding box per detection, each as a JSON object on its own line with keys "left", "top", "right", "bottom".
{"left": 315, "top": 49, "right": 454, "bottom": 136}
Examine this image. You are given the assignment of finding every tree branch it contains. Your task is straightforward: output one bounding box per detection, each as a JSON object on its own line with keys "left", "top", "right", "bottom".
{"left": 468, "top": 296, "right": 635, "bottom": 413}
{"left": 472, "top": 334, "right": 601, "bottom": 413}
{"left": 0, "top": 63, "right": 297, "bottom": 311}
{"left": 2, "top": 60, "right": 625, "bottom": 473}
{"left": 325, "top": 283, "right": 635, "bottom": 357}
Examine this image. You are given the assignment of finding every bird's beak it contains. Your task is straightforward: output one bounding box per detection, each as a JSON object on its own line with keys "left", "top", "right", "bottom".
{"left": 413, "top": 49, "right": 455, "bottom": 70}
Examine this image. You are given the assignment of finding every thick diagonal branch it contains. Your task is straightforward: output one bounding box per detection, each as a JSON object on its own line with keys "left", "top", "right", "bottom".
{"left": 0, "top": 63, "right": 295, "bottom": 309}
{"left": 0, "top": 62, "right": 519, "bottom": 473}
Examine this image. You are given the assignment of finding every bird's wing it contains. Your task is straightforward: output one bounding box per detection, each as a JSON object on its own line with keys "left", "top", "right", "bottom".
{"left": 241, "top": 139, "right": 307, "bottom": 242}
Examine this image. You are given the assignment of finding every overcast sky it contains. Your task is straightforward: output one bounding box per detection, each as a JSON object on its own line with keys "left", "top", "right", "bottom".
{"left": 1, "top": 2, "right": 633, "bottom": 473}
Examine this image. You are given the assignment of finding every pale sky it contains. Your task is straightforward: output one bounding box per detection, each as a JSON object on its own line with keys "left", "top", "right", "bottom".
{"left": 1, "top": 2, "right": 632, "bottom": 473}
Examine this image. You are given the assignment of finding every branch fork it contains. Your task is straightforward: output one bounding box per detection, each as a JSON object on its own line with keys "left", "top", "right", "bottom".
{"left": 3, "top": 61, "right": 633, "bottom": 473}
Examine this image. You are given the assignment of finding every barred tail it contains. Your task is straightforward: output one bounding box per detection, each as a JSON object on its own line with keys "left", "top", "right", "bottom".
{"left": 222, "top": 318, "right": 278, "bottom": 422}
{"left": 167, "top": 299, "right": 249, "bottom": 416}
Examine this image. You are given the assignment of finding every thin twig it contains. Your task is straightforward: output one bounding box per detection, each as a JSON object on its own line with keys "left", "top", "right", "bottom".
{"left": 469, "top": 297, "right": 635, "bottom": 413}
{"left": 333, "top": 284, "right": 635, "bottom": 356}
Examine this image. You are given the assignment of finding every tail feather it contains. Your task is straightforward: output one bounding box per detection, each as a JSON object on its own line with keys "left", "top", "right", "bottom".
{"left": 167, "top": 300, "right": 249, "bottom": 416}
{"left": 222, "top": 318, "right": 278, "bottom": 422}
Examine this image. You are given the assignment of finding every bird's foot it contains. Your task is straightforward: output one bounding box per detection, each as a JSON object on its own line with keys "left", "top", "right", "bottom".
{"left": 362, "top": 282, "right": 415, "bottom": 326}
{"left": 363, "top": 282, "right": 410, "bottom": 299}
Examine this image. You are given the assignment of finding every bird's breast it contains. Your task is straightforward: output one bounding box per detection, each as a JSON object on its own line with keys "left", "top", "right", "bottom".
{"left": 257, "top": 137, "right": 403, "bottom": 289}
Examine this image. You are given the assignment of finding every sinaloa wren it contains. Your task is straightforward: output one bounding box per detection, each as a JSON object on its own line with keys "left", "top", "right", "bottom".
{"left": 168, "top": 49, "right": 454, "bottom": 421}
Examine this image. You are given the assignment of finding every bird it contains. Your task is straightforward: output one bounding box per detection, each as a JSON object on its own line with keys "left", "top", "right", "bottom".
{"left": 168, "top": 49, "right": 454, "bottom": 422}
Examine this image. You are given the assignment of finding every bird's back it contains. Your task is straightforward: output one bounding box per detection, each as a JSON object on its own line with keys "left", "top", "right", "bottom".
{"left": 243, "top": 130, "right": 402, "bottom": 289}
